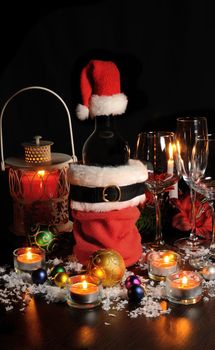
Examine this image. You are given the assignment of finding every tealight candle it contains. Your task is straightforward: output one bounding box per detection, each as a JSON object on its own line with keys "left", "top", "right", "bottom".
{"left": 201, "top": 265, "right": 215, "bottom": 280}
{"left": 67, "top": 274, "right": 102, "bottom": 309}
{"left": 13, "top": 247, "right": 45, "bottom": 273}
{"left": 147, "top": 250, "right": 180, "bottom": 281}
{"left": 166, "top": 270, "right": 203, "bottom": 304}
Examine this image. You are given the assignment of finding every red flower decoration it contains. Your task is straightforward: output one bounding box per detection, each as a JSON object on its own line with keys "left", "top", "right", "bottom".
{"left": 172, "top": 194, "right": 212, "bottom": 239}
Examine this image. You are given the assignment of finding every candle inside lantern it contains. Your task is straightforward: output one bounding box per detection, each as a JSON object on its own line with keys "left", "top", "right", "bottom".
{"left": 67, "top": 275, "right": 102, "bottom": 309}
{"left": 166, "top": 270, "right": 203, "bottom": 304}
{"left": 168, "top": 142, "right": 178, "bottom": 198}
{"left": 13, "top": 247, "right": 45, "bottom": 272}
{"left": 21, "top": 169, "right": 59, "bottom": 202}
{"left": 147, "top": 250, "right": 180, "bottom": 281}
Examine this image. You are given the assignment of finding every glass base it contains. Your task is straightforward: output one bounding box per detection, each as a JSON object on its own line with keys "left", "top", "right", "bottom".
{"left": 174, "top": 236, "right": 209, "bottom": 254}
{"left": 67, "top": 298, "right": 101, "bottom": 309}
{"left": 148, "top": 272, "right": 166, "bottom": 281}
{"left": 167, "top": 294, "right": 202, "bottom": 305}
{"left": 143, "top": 241, "right": 172, "bottom": 252}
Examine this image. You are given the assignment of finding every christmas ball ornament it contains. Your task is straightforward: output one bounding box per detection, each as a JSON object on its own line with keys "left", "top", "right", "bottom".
{"left": 35, "top": 229, "right": 54, "bottom": 247}
{"left": 50, "top": 265, "right": 66, "bottom": 279}
{"left": 125, "top": 275, "right": 141, "bottom": 289}
{"left": 127, "top": 284, "right": 144, "bottom": 303}
{"left": 32, "top": 268, "right": 47, "bottom": 285}
{"left": 87, "top": 249, "right": 126, "bottom": 287}
{"left": 29, "top": 225, "right": 59, "bottom": 253}
{"left": 54, "top": 272, "right": 68, "bottom": 288}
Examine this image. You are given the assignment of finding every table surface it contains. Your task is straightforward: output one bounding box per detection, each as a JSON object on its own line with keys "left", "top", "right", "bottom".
{"left": 1, "top": 232, "right": 215, "bottom": 350}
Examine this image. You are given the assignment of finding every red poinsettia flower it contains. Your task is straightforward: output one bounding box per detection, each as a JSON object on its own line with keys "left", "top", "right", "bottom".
{"left": 171, "top": 194, "right": 212, "bottom": 239}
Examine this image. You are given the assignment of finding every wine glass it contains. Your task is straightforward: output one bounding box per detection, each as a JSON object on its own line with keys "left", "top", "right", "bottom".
{"left": 135, "top": 131, "right": 179, "bottom": 250}
{"left": 174, "top": 116, "right": 208, "bottom": 252}
{"left": 191, "top": 134, "right": 215, "bottom": 264}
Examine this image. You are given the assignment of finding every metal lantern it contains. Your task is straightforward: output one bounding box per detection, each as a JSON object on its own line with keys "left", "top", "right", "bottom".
{"left": 0, "top": 86, "right": 77, "bottom": 237}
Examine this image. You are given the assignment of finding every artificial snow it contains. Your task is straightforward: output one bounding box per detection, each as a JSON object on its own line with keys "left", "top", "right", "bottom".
{"left": 1, "top": 254, "right": 215, "bottom": 323}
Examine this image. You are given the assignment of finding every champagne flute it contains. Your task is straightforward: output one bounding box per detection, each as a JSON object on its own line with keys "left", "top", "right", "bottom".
{"left": 174, "top": 116, "right": 208, "bottom": 252}
{"left": 191, "top": 134, "right": 215, "bottom": 262}
{"left": 135, "top": 131, "right": 179, "bottom": 250}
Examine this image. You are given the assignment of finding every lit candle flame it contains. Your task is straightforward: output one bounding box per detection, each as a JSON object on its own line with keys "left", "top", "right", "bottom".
{"left": 163, "top": 255, "right": 170, "bottom": 263}
{"left": 169, "top": 143, "right": 173, "bottom": 160}
{"left": 181, "top": 276, "right": 188, "bottom": 285}
{"left": 37, "top": 170, "right": 45, "bottom": 177}
{"left": 82, "top": 280, "right": 88, "bottom": 289}
{"left": 26, "top": 250, "right": 33, "bottom": 260}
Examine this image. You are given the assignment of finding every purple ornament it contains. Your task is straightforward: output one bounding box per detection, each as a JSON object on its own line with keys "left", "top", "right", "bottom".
{"left": 32, "top": 268, "right": 47, "bottom": 285}
{"left": 125, "top": 274, "right": 141, "bottom": 289}
{"left": 127, "top": 285, "right": 144, "bottom": 303}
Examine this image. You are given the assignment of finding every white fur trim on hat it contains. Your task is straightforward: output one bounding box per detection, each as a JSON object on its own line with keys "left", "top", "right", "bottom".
{"left": 68, "top": 159, "right": 147, "bottom": 187}
{"left": 76, "top": 104, "right": 89, "bottom": 120}
{"left": 89, "top": 93, "right": 128, "bottom": 118}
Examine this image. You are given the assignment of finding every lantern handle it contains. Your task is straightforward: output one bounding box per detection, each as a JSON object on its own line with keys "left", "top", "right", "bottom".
{"left": 0, "top": 85, "right": 77, "bottom": 171}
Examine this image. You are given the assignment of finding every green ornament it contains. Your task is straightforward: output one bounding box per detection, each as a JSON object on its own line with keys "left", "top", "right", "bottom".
{"left": 50, "top": 265, "right": 66, "bottom": 279}
{"left": 46, "top": 238, "right": 59, "bottom": 253}
{"left": 35, "top": 229, "right": 54, "bottom": 248}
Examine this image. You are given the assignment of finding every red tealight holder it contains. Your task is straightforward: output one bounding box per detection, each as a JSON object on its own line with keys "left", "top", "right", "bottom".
{"left": 0, "top": 86, "right": 77, "bottom": 237}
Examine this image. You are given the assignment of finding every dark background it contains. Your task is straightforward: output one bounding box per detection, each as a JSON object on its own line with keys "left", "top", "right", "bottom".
{"left": 0, "top": 0, "right": 215, "bottom": 235}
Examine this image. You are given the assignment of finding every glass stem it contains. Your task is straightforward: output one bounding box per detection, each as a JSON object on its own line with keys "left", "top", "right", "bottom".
{"left": 154, "top": 193, "right": 165, "bottom": 247}
{"left": 189, "top": 187, "right": 198, "bottom": 241}
{"left": 209, "top": 201, "right": 215, "bottom": 254}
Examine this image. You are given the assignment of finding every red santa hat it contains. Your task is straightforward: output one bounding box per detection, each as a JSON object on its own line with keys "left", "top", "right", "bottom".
{"left": 76, "top": 59, "right": 128, "bottom": 120}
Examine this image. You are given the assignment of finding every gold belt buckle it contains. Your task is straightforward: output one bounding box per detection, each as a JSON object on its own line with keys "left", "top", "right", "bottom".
{"left": 102, "top": 185, "right": 121, "bottom": 202}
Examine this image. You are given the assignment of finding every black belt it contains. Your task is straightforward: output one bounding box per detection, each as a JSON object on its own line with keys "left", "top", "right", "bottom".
{"left": 70, "top": 182, "right": 146, "bottom": 203}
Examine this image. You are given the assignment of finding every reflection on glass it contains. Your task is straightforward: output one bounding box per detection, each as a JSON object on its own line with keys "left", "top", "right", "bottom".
{"left": 191, "top": 134, "right": 215, "bottom": 262}
{"left": 135, "top": 131, "right": 179, "bottom": 250}
{"left": 174, "top": 116, "right": 208, "bottom": 252}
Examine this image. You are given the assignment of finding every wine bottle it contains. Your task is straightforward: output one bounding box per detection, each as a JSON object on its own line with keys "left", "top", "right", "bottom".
{"left": 82, "top": 115, "right": 130, "bottom": 166}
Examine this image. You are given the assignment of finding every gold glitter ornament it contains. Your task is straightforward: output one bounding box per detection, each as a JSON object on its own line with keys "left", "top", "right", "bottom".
{"left": 54, "top": 271, "right": 68, "bottom": 288}
{"left": 87, "top": 249, "right": 126, "bottom": 287}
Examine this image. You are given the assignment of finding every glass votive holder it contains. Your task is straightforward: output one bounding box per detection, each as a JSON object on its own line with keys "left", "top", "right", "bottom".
{"left": 200, "top": 264, "right": 215, "bottom": 280}
{"left": 166, "top": 270, "right": 203, "bottom": 305}
{"left": 13, "top": 246, "right": 46, "bottom": 273}
{"left": 147, "top": 250, "right": 180, "bottom": 281}
{"left": 67, "top": 274, "right": 103, "bottom": 309}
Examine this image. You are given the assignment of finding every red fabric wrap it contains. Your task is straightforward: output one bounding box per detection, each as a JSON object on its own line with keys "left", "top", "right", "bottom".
{"left": 72, "top": 206, "right": 142, "bottom": 267}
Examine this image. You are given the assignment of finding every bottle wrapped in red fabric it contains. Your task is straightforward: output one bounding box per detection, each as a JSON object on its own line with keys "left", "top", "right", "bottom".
{"left": 68, "top": 160, "right": 147, "bottom": 266}
{"left": 71, "top": 207, "right": 142, "bottom": 267}
{"left": 69, "top": 60, "right": 148, "bottom": 266}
